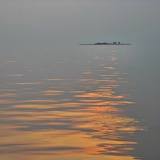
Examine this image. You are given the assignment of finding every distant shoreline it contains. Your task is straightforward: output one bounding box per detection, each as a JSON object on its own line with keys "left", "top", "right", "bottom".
{"left": 79, "top": 42, "right": 131, "bottom": 45}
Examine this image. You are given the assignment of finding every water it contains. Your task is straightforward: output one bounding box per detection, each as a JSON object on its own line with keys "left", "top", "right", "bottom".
{"left": 0, "top": 44, "right": 160, "bottom": 160}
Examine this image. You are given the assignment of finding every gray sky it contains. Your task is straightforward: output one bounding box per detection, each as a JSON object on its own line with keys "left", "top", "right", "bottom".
{"left": 0, "top": 0, "right": 160, "bottom": 46}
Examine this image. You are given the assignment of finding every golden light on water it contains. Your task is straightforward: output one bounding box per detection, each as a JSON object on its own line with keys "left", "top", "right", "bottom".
{"left": 0, "top": 48, "right": 144, "bottom": 160}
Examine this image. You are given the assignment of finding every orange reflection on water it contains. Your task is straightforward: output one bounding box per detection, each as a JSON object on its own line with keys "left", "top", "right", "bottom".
{"left": 5, "top": 74, "right": 24, "bottom": 77}
{"left": 0, "top": 50, "right": 142, "bottom": 160}
{"left": 0, "top": 95, "right": 138, "bottom": 159}
{"left": 75, "top": 91, "right": 126, "bottom": 99}
{"left": 42, "top": 90, "right": 65, "bottom": 96}
{"left": 82, "top": 71, "right": 93, "bottom": 75}
{"left": 16, "top": 82, "right": 43, "bottom": 85}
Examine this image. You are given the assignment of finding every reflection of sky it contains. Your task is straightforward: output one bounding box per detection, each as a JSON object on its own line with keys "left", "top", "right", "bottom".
{"left": 0, "top": 46, "right": 143, "bottom": 160}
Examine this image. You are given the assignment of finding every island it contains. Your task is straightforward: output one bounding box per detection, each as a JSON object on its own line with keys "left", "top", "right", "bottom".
{"left": 79, "top": 42, "right": 131, "bottom": 45}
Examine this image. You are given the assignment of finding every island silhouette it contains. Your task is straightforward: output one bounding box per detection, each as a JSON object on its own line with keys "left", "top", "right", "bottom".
{"left": 79, "top": 42, "right": 131, "bottom": 45}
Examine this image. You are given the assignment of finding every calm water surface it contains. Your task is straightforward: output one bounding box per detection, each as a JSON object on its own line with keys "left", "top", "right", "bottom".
{"left": 0, "top": 44, "right": 160, "bottom": 160}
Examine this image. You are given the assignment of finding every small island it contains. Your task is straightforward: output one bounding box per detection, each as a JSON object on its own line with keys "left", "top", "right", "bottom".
{"left": 79, "top": 42, "right": 131, "bottom": 45}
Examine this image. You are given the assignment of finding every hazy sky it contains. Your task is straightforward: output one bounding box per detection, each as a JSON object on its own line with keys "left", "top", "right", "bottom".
{"left": 0, "top": 0, "right": 160, "bottom": 46}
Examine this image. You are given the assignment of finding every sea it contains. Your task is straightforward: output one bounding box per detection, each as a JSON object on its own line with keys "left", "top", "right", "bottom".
{"left": 0, "top": 44, "right": 160, "bottom": 160}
